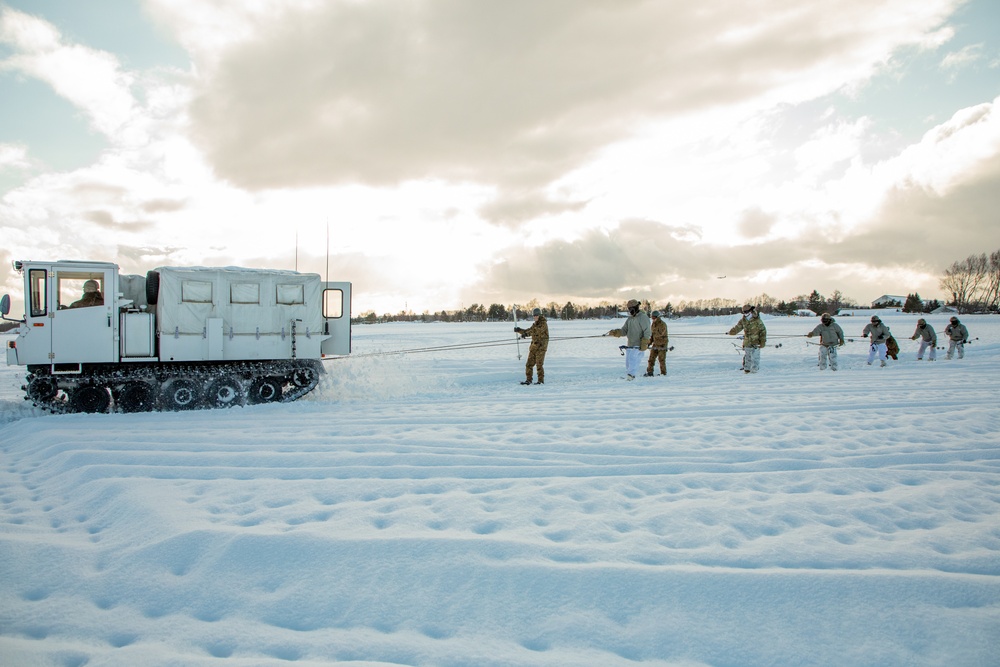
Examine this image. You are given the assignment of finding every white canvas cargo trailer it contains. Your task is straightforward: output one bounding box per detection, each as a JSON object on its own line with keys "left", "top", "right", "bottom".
{"left": 1, "top": 259, "right": 351, "bottom": 413}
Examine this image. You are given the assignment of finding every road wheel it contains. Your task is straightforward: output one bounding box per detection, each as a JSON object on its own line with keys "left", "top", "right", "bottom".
{"left": 247, "top": 377, "right": 282, "bottom": 404}
{"left": 291, "top": 365, "right": 318, "bottom": 388}
{"left": 118, "top": 381, "right": 156, "bottom": 413}
{"left": 205, "top": 376, "right": 246, "bottom": 409}
{"left": 69, "top": 385, "right": 111, "bottom": 413}
{"left": 161, "top": 377, "right": 201, "bottom": 411}
{"left": 27, "top": 375, "right": 59, "bottom": 402}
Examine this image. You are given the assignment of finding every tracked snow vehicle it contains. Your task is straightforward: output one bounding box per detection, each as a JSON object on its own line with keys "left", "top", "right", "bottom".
{"left": 1, "top": 260, "right": 351, "bottom": 413}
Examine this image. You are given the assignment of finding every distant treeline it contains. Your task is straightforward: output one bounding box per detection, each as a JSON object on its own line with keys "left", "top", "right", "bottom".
{"left": 353, "top": 290, "right": 919, "bottom": 324}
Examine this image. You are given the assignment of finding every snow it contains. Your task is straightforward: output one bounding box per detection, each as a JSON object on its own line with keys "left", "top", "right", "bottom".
{"left": 1, "top": 312, "right": 998, "bottom": 667}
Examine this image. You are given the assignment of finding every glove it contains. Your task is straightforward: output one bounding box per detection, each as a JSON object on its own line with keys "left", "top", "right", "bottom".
{"left": 640, "top": 338, "right": 649, "bottom": 351}
{"left": 514, "top": 327, "right": 523, "bottom": 333}
{"left": 608, "top": 329, "right": 622, "bottom": 338}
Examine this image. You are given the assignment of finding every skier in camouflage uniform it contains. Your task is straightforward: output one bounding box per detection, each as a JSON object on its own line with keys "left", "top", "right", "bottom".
{"left": 806, "top": 312, "right": 845, "bottom": 371}
{"left": 728, "top": 304, "right": 767, "bottom": 373}
{"left": 514, "top": 308, "right": 549, "bottom": 385}
{"left": 644, "top": 310, "right": 669, "bottom": 376}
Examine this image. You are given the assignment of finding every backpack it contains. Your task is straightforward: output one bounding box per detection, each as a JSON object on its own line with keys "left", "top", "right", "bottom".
{"left": 886, "top": 335, "right": 899, "bottom": 359}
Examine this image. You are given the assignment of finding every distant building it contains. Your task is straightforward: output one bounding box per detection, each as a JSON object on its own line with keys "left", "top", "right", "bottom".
{"left": 930, "top": 305, "right": 958, "bottom": 314}
{"left": 872, "top": 295, "right": 906, "bottom": 308}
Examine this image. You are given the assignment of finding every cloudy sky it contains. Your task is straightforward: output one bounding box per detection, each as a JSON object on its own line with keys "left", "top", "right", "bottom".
{"left": 1, "top": 0, "right": 999, "bottom": 315}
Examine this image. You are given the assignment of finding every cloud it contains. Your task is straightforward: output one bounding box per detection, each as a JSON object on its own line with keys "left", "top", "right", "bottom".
{"left": 940, "top": 43, "right": 983, "bottom": 70}
{"left": 141, "top": 198, "right": 188, "bottom": 214}
{"left": 737, "top": 208, "right": 777, "bottom": 239}
{"left": 838, "top": 150, "right": 1000, "bottom": 267}
{"left": 477, "top": 189, "right": 588, "bottom": 228}
{"left": 0, "top": 6, "right": 137, "bottom": 139}
{"left": 179, "top": 0, "right": 960, "bottom": 205}
{"left": 84, "top": 210, "right": 155, "bottom": 232}
{"left": 0, "top": 143, "right": 31, "bottom": 171}
{"left": 3, "top": 0, "right": 994, "bottom": 317}
{"left": 468, "top": 96, "right": 1000, "bottom": 306}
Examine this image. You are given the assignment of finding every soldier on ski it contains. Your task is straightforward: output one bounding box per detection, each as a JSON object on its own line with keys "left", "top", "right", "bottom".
{"left": 910, "top": 318, "right": 937, "bottom": 361}
{"left": 644, "top": 310, "right": 669, "bottom": 376}
{"left": 862, "top": 315, "right": 891, "bottom": 367}
{"left": 728, "top": 304, "right": 766, "bottom": 373}
{"left": 607, "top": 299, "right": 650, "bottom": 380}
{"left": 514, "top": 307, "right": 549, "bottom": 384}
{"left": 944, "top": 316, "right": 969, "bottom": 360}
{"left": 806, "top": 312, "right": 844, "bottom": 371}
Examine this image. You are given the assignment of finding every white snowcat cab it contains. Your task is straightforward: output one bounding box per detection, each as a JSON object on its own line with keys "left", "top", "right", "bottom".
{"left": 3, "top": 259, "right": 352, "bottom": 413}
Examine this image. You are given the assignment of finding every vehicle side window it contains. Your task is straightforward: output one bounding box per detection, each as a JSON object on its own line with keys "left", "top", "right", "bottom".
{"left": 231, "top": 283, "right": 260, "bottom": 304}
{"left": 57, "top": 272, "right": 106, "bottom": 309}
{"left": 29, "top": 269, "right": 47, "bottom": 317}
{"left": 277, "top": 284, "right": 304, "bottom": 305}
{"left": 323, "top": 289, "right": 343, "bottom": 318}
{"left": 182, "top": 280, "right": 213, "bottom": 303}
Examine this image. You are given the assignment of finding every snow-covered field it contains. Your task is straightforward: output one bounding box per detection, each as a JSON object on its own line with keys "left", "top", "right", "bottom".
{"left": 1, "top": 311, "right": 998, "bottom": 667}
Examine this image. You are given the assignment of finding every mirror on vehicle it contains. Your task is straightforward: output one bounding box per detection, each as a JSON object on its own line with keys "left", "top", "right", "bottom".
{"left": 0, "top": 294, "right": 10, "bottom": 316}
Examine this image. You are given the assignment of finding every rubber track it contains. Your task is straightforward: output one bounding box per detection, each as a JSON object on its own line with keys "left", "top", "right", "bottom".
{"left": 23, "top": 359, "right": 323, "bottom": 414}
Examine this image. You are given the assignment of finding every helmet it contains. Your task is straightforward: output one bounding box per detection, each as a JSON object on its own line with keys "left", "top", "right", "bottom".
{"left": 626, "top": 299, "right": 640, "bottom": 309}
{"left": 742, "top": 304, "right": 755, "bottom": 314}
{"left": 531, "top": 307, "right": 541, "bottom": 317}
{"left": 83, "top": 280, "right": 99, "bottom": 294}
{"left": 871, "top": 315, "right": 880, "bottom": 323}
{"left": 652, "top": 310, "right": 661, "bottom": 318}
{"left": 950, "top": 316, "right": 959, "bottom": 323}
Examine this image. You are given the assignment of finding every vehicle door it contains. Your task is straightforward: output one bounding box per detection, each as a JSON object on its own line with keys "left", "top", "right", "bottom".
{"left": 321, "top": 282, "right": 352, "bottom": 356}
{"left": 50, "top": 267, "right": 117, "bottom": 364}
{"left": 16, "top": 266, "right": 55, "bottom": 365}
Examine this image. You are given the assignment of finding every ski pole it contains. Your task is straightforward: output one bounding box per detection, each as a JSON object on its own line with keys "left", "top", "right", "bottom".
{"left": 512, "top": 304, "right": 521, "bottom": 360}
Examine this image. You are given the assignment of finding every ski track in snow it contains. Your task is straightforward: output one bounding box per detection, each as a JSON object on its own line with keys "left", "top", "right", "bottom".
{"left": 1, "top": 313, "right": 999, "bottom": 666}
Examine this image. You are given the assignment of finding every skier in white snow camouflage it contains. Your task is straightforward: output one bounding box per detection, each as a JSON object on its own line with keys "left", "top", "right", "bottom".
{"left": 862, "top": 315, "right": 891, "bottom": 367}
{"left": 944, "top": 316, "right": 969, "bottom": 360}
{"left": 607, "top": 299, "right": 650, "bottom": 380}
{"left": 911, "top": 319, "right": 937, "bottom": 361}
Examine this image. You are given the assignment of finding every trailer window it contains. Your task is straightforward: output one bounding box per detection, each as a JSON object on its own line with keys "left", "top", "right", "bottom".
{"left": 29, "top": 269, "right": 47, "bottom": 317}
{"left": 277, "top": 284, "right": 304, "bottom": 305}
{"left": 231, "top": 283, "right": 260, "bottom": 304}
{"left": 182, "top": 280, "right": 213, "bottom": 303}
{"left": 323, "top": 289, "right": 343, "bottom": 318}
{"left": 56, "top": 271, "right": 105, "bottom": 309}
